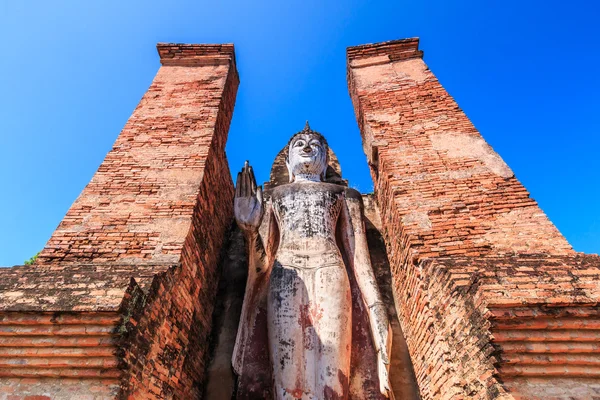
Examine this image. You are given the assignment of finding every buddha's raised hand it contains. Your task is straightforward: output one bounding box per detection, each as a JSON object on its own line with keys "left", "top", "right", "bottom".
{"left": 234, "top": 161, "right": 264, "bottom": 235}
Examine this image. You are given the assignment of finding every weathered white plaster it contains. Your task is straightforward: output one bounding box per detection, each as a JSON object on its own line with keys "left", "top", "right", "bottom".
{"left": 368, "top": 112, "right": 400, "bottom": 125}
{"left": 391, "top": 58, "right": 430, "bottom": 83}
{"left": 402, "top": 211, "right": 433, "bottom": 231}
{"left": 430, "top": 132, "right": 514, "bottom": 178}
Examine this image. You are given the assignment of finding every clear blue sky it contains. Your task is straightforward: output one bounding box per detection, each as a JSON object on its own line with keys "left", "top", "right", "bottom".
{"left": 0, "top": 0, "right": 598, "bottom": 266}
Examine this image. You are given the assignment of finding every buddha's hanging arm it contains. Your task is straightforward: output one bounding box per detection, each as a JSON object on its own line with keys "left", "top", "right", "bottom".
{"left": 341, "top": 189, "right": 392, "bottom": 397}
{"left": 232, "top": 161, "right": 269, "bottom": 374}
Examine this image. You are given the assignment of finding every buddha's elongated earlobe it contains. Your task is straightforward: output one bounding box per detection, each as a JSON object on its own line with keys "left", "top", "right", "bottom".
{"left": 321, "top": 152, "right": 329, "bottom": 181}
{"left": 285, "top": 157, "right": 294, "bottom": 182}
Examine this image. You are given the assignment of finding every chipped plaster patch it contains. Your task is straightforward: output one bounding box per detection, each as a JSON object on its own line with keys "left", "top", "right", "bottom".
{"left": 4, "top": 291, "right": 24, "bottom": 298}
{"left": 349, "top": 55, "right": 390, "bottom": 69}
{"left": 129, "top": 217, "right": 190, "bottom": 243}
{"left": 402, "top": 211, "right": 432, "bottom": 231}
{"left": 480, "top": 208, "right": 566, "bottom": 253}
{"left": 423, "top": 121, "right": 439, "bottom": 130}
{"left": 440, "top": 167, "right": 489, "bottom": 180}
{"left": 368, "top": 112, "right": 400, "bottom": 125}
{"left": 352, "top": 63, "right": 397, "bottom": 89}
{"left": 430, "top": 132, "right": 513, "bottom": 178}
{"left": 391, "top": 58, "right": 429, "bottom": 83}
{"left": 407, "top": 120, "right": 439, "bottom": 133}
{"left": 408, "top": 124, "right": 423, "bottom": 133}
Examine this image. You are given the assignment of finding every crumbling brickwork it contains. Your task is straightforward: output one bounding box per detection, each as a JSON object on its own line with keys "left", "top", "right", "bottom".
{"left": 115, "top": 43, "right": 238, "bottom": 399}
{"left": 0, "top": 263, "right": 163, "bottom": 400}
{"left": 0, "top": 43, "right": 239, "bottom": 399}
{"left": 119, "top": 123, "right": 236, "bottom": 398}
{"left": 347, "top": 38, "right": 600, "bottom": 399}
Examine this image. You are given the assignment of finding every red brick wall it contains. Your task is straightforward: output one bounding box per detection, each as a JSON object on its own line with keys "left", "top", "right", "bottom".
{"left": 0, "top": 312, "right": 122, "bottom": 400}
{"left": 116, "top": 44, "right": 238, "bottom": 399}
{"left": 347, "top": 38, "right": 599, "bottom": 399}
{"left": 0, "top": 263, "right": 166, "bottom": 399}
{"left": 119, "top": 115, "right": 236, "bottom": 398}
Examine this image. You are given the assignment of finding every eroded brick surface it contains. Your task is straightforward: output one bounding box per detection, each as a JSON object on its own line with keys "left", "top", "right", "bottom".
{"left": 0, "top": 312, "right": 123, "bottom": 400}
{"left": 116, "top": 43, "right": 238, "bottom": 399}
{"left": 0, "top": 378, "right": 120, "bottom": 400}
{"left": 0, "top": 264, "right": 162, "bottom": 312}
{"left": 119, "top": 129, "right": 236, "bottom": 398}
{"left": 348, "top": 38, "right": 571, "bottom": 260}
{"left": 347, "top": 38, "right": 599, "bottom": 399}
{"left": 362, "top": 195, "right": 420, "bottom": 400}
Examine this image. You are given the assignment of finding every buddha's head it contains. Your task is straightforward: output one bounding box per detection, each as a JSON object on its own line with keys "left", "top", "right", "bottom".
{"left": 286, "top": 122, "right": 329, "bottom": 182}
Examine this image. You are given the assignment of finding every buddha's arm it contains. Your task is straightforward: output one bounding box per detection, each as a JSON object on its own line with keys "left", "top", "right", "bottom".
{"left": 232, "top": 204, "right": 276, "bottom": 374}
{"left": 341, "top": 189, "right": 392, "bottom": 395}
{"left": 245, "top": 204, "right": 276, "bottom": 274}
{"left": 233, "top": 162, "right": 276, "bottom": 374}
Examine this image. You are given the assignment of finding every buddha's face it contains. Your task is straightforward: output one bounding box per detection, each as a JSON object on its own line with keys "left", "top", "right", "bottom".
{"left": 287, "top": 133, "right": 328, "bottom": 181}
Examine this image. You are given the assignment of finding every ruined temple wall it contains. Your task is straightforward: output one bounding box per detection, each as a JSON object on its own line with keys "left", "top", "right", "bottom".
{"left": 361, "top": 195, "right": 421, "bottom": 400}
{"left": 87, "top": 45, "right": 238, "bottom": 398}
{"left": 347, "top": 38, "right": 600, "bottom": 399}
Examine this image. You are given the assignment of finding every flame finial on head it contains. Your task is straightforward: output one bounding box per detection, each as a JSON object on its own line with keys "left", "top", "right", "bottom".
{"left": 304, "top": 120, "right": 311, "bottom": 132}
{"left": 287, "top": 121, "right": 328, "bottom": 151}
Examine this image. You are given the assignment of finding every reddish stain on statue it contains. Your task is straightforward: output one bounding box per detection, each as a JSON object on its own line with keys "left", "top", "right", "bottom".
{"left": 310, "top": 304, "right": 324, "bottom": 324}
{"left": 324, "top": 385, "right": 344, "bottom": 400}
{"left": 298, "top": 304, "right": 312, "bottom": 330}
{"left": 285, "top": 388, "right": 304, "bottom": 399}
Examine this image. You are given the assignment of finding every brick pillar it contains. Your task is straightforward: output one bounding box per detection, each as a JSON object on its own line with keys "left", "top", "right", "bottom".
{"left": 116, "top": 44, "right": 239, "bottom": 399}
{"left": 347, "top": 38, "right": 571, "bottom": 258}
{"left": 38, "top": 43, "right": 238, "bottom": 266}
{"left": 0, "top": 43, "right": 239, "bottom": 399}
{"left": 348, "top": 38, "right": 600, "bottom": 399}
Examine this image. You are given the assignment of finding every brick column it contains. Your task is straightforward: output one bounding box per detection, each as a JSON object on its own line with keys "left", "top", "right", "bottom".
{"left": 348, "top": 38, "right": 600, "bottom": 399}
{"left": 38, "top": 43, "right": 238, "bottom": 266}
{"left": 0, "top": 43, "right": 239, "bottom": 399}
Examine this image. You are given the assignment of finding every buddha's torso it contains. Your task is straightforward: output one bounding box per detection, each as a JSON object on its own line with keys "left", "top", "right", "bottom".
{"left": 271, "top": 182, "right": 345, "bottom": 256}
